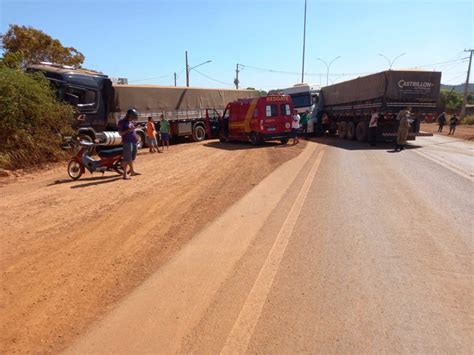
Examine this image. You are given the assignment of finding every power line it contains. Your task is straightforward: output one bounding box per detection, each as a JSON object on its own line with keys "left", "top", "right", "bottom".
{"left": 193, "top": 68, "right": 234, "bottom": 86}
{"left": 412, "top": 57, "right": 468, "bottom": 69}
{"left": 129, "top": 74, "right": 172, "bottom": 83}
{"left": 240, "top": 64, "right": 371, "bottom": 77}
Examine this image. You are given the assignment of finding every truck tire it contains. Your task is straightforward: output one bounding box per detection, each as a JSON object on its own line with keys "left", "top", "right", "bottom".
{"left": 347, "top": 122, "right": 356, "bottom": 140}
{"left": 192, "top": 125, "right": 206, "bottom": 142}
{"left": 338, "top": 121, "right": 347, "bottom": 139}
{"left": 356, "top": 122, "right": 368, "bottom": 142}
{"left": 250, "top": 132, "right": 262, "bottom": 146}
{"left": 136, "top": 131, "right": 146, "bottom": 149}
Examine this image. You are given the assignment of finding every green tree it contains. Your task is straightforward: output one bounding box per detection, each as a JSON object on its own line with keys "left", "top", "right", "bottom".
{"left": 0, "top": 64, "right": 74, "bottom": 169}
{"left": 439, "top": 89, "right": 463, "bottom": 111}
{"left": 0, "top": 24, "right": 84, "bottom": 69}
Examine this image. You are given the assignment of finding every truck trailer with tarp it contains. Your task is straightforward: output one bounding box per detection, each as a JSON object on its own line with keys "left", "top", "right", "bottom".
{"left": 313, "top": 70, "right": 441, "bottom": 141}
{"left": 112, "top": 85, "right": 257, "bottom": 144}
{"left": 27, "top": 63, "right": 257, "bottom": 147}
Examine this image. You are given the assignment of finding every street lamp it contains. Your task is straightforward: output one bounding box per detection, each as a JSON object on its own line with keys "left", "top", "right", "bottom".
{"left": 378, "top": 53, "right": 406, "bottom": 70}
{"left": 185, "top": 51, "right": 212, "bottom": 87}
{"left": 316, "top": 56, "right": 341, "bottom": 86}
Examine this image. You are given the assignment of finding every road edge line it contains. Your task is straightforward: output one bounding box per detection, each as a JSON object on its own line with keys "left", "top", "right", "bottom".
{"left": 221, "top": 150, "right": 325, "bottom": 355}
{"left": 412, "top": 149, "right": 473, "bottom": 181}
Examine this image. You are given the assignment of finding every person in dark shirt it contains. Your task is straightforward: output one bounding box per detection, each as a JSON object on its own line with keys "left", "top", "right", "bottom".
{"left": 118, "top": 108, "right": 140, "bottom": 180}
{"left": 437, "top": 112, "right": 447, "bottom": 132}
{"left": 448, "top": 114, "right": 459, "bottom": 135}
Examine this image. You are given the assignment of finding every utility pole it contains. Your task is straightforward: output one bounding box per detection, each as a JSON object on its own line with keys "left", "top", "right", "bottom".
{"left": 174, "top": 72, "right": 177, "bottom": 87}
{"left": 234, "top": 64, "right": 240, "bottom": 89}
{"left": 301, "top": 0, "right": 307, "bottom": 84}
{"left": 185, "top": 51, "right": 189, "bottom": 87}
{"left": 460, "top": 49, "right": 473, "bottom": 118}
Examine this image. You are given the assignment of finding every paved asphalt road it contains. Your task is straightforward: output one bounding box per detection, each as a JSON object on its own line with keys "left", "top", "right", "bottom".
{"left": 69, "top": 135, "right": 473, "bottom": 354}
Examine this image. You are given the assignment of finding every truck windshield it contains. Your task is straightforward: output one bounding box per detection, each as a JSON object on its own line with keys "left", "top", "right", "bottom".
{"left": 65, "top": 86, "right": 97, "bottom": 106}
{"left": 290, "top": 93, "right": 311, "bottom": 108}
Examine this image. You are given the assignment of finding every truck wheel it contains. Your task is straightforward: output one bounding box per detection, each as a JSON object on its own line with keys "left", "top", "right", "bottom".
{"left": 250, "top": 132, "right": 261, "bottom": 146}
{"left": 347, "top": 122, "right": 356, "bottom": 140}
{"left": 192, "top": 125, "right": 206, "bottom": 142}
{"left": 356, "top": 122, "right": 368, "bottom": 142}
{"left": 136, "top": 131, "right": 146, "bottom": 149}
{"left": 338, "top": 121, "right": 347, "bottom": 139}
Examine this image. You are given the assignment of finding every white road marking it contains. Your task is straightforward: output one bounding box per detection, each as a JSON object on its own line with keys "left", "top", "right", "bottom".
{"left": 221, "top": 150, "right": 325, "bottom": 355}
{"left": 413, "top": 149, "right": 474, "bottom": 182}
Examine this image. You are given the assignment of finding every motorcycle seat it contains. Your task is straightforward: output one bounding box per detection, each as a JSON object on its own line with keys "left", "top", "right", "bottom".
{"left": 98, "top": 147, "right": 123, "bottom": 158}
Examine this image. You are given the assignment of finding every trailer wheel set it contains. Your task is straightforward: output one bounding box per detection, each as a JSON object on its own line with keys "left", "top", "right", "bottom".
{"left": 337, "top": 120, "right": 369, "bottom": 141}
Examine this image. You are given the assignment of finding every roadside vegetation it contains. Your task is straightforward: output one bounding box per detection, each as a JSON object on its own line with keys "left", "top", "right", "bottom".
{"left": 0, "top": 25, "right": 83, "bottom": 170}
{"left": 438, "top": 89, "right": 474, "bottom": 124}
{"left": 0, "top": 65, "right": 75, "bottom": 169}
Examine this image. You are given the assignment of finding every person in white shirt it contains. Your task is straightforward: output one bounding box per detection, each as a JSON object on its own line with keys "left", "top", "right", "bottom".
{"left": 369, "top": 110, "right": 378, "bottom": 146}
{"left": 291, "top": 109, "right": 300, "bottom": 145}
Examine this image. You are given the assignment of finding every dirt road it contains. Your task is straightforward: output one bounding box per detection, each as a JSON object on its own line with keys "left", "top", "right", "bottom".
{"left": 68, "top": 136, "right": 473, "bottom": 353}
{"left": 0, "top": 140, "right": 305, "bottom": 353}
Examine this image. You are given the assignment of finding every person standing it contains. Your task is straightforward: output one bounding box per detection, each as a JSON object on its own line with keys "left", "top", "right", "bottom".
{"left": 437, "top": 112, "right": 447, "bottom": 133}
{"left": 291, "top": 109, "right": 300, "bottom": 145}
{"left": 300, "top": 110, "right": 309, "bottom": 139}
{"left": 368, "top": 111, "right": 378, "bottom": 146}
{"left": 159, "top": 114, "right": 170, "bottom": 150}
{"left": 448, "top": 114, "right": 459, "bottom": 135}
{"left": 118, "top": 108, "right": 140, "bottom": 180}
{"left": 395, "top": 108, "right": 410, "bottom": 151}
{"left": 146, "top": 116, "right": 160, "bottom": 153}
{"left": 322, "top": 113, "right": 329, "bottom": 135}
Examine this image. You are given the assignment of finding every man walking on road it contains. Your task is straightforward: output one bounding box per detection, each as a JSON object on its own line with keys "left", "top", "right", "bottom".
{"left": 448, "top": 114, "right": 459, "bottom": 135}
{"left": 395, "top": 107, "right": 411, "bottom": 151}
{"left": 159, "top": 114, "right": 170, "bottom": 150}
{"left": 291, "top": 109, "right": 300, "bottom": 145}
{"left": 118, "top": 108, "right": 141, "bottom": 180}
{"left": 437, "top": 112, "right": 447, "bottom": 132}
{"left": 369, "top": 110, "right": 378, "bottom": 146}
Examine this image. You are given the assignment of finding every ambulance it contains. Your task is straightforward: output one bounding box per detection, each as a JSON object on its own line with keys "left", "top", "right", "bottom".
{"left": 218, "top": 95, "right": 294, "bottom": 145}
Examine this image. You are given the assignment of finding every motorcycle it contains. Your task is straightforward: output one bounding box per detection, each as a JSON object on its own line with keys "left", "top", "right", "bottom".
{"left": 67, "top": 140, "right": 125, "bottom": 180}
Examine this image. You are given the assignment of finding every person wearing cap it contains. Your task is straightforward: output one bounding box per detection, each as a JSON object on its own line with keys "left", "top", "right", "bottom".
{"left": 118, "top": 108, "right": 140, "bottom": 180}
{"left": 395, "top": 107, "right": 411, "bottom": 151}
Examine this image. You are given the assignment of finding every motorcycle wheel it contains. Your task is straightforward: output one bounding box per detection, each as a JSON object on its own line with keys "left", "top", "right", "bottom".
{"left": 67, "top": 160, "right": 83, "bottom": 180}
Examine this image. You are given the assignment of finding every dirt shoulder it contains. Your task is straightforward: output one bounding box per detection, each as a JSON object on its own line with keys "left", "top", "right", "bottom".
{"left": 420, "top": 123, "right": 474, "bottom": 141}
{"left": 0, "top": 139, "right": 306, "bottom": 353}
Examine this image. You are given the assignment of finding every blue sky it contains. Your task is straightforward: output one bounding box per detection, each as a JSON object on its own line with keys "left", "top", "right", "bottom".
{"left": 1, "top": 0, "right": 472, "bottom": 89}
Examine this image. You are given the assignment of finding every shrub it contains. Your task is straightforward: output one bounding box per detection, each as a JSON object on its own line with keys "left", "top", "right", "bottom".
{"left": 462, "top": 115, "right": 474, "bottom": 125}
{"left": 0, "top": 65, "right": 74, "bottom": 169}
